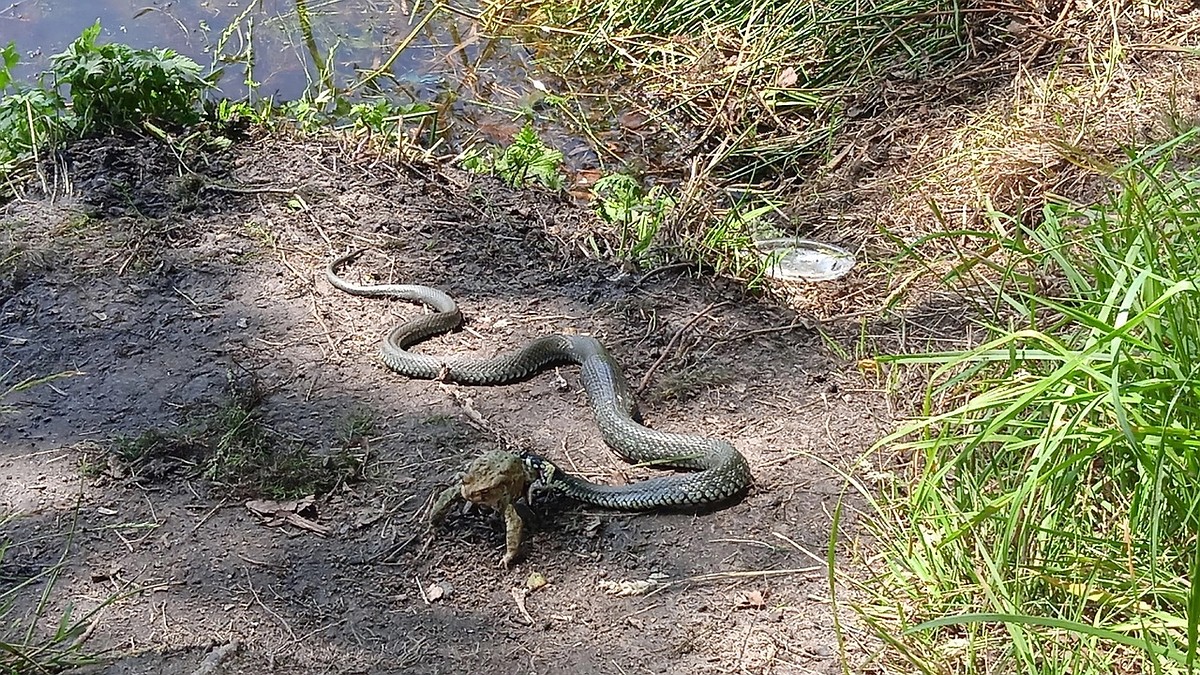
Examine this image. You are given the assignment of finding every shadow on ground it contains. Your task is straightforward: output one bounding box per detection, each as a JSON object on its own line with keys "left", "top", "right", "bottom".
{"left": 0, "top": 135, "right": 888, "bottom": 674}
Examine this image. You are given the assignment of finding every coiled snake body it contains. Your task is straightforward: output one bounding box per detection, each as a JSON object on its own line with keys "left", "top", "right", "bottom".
{"left": 327, "top": 251, "right": 751, "bottom": 510}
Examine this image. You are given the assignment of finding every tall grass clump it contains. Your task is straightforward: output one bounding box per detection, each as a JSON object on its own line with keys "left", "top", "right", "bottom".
{"left": 480, "top": 0, "right": 983, "bottom": 279}
{"left": 858, "top": 129, "right": 1200, "bottom": 672}
{"left": 485, "top": 0, "right": 971, "bottom": 178}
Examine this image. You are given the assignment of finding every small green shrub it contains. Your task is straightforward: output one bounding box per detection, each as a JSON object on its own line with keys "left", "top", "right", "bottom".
{"left": 463, "top": 123, "right": 564, "bottom": 190}
{"left": 51, "top": 22, "right": 209, "bottom": 132}
{"left": 592, "top": 172, "right": 674, "bottom": 260}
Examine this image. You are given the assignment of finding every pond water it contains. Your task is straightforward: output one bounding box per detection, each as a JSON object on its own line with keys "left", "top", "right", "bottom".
{"left": 0, "top": 0, "right": 606, "bottom": 172}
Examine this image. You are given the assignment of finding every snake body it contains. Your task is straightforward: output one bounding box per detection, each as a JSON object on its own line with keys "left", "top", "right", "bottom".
{"left": 327, "top": 250, "right": 751, "bottom": 510}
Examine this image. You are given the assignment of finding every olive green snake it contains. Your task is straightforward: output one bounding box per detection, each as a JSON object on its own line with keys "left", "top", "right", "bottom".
{"left": 326, "top": 250, "right": 752, "bottom": 510}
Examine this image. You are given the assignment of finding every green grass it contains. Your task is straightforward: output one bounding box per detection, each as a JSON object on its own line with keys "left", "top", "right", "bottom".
{"left": 479, "top": 0, "right": 982, "bottom": 282}
{"left": 0, "top": 512, "right": 110, "bottom": 673}
{"left": 109, "top": 375, "right": 366, "bottom": 499}
{"left": 855, "top": 128, "right": 1200, "bottom": 673}
{"left": 485, "top": 0, "right": 970, "bottom": 180}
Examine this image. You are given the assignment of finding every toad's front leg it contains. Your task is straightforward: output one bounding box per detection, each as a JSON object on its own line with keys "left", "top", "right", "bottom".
{"left": 501, "top": 501, "right": 525, "bottom": 567}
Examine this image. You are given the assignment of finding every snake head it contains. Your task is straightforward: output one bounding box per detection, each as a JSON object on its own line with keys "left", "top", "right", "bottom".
{"left": 520, "top": 453, "right": 561, "bottom": 503}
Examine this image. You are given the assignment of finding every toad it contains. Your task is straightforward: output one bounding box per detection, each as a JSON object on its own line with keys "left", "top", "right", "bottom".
{"left": 429, "top": 450, "right": 537, "bottom": 566}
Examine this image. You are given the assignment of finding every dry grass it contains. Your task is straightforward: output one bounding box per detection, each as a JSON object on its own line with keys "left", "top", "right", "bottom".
{"left": 781, "top": 1, "right": 1200, "bottom": 327}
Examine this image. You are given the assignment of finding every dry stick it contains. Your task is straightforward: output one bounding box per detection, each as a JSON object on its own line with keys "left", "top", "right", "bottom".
{"left": 711, "top": 320, "right": 812, "bottom": 346}
{"left": 510, "top": 587, "right": 536, "bottom": 626}
{"left": 244, "top": 570, "right": 296, "bottom": 640}
{"left": 188, "top": 499, "right": 227, "bottom": 536}
{"left": 199, "top": 183, "right": 301, "bottom": 195}
{"left": 643, "top": 567, "right": 822, "bottom": 599}
{"left": 308, "top": 294, "right": 341, "bottom": 357}
{"left": 635, "top": 301, "right": 728, "bottom": 397}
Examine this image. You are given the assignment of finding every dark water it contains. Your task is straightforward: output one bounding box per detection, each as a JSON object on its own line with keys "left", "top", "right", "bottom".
{"left": 0, "top": 0, "right": 602, "bottom": 169}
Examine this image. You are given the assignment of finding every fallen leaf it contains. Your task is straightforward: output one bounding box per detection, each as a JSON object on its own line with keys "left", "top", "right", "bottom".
{"left": 245, "top": 496, "right": 330, "bottom": 536}
{"left": 735, "top": 589, "right": 767, "bottom": 609}
{"left": 526, "top": 572, "right": 547, "bottom": 591}
{"left": 776, "top": 66, "right": 798, "bottom": 88}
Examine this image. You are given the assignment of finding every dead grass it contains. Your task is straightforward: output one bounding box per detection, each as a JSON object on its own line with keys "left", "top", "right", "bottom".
{"left": 781, "top": 1, "right": 1200, "bottom": 328}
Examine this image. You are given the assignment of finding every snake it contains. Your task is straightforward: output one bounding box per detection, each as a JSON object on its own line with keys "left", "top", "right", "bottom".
{"left": 326, "top": 250, "right": 752, "bottom": 510}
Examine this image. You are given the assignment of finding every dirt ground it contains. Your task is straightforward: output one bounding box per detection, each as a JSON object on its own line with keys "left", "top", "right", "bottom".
{"left": 0, "top": 133, "right": 890, "bottom": 674}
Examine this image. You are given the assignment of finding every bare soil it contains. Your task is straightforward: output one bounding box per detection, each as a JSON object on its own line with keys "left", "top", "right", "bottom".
{"left": 0, "top": 133, "right": 889, "bottom": 674}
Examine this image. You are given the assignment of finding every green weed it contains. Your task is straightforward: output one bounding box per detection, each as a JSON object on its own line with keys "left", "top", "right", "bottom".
{"left": 858, "top": 128, "right": 1200, "bottom": 672}
{"left": 109, "top": 374, "right": 365, "bottom": 499}
{"left": 51, "top": 22, "right": 209, "bottom": 133}
{"left": 463, "top": 122, "right": 564, "bottom": 190}
{"left": 0, "top": 512, "right": 110, "bottom": 672}
{"left": 592, "top": 172, "right": 674, "bottom": 261}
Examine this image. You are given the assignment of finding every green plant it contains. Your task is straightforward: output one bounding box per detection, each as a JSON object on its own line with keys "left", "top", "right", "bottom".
{"left": 592, "top": 173, "right": 675, "bottom": 260}
{"left": 0, "top": 512, "right": 109, "bottom": 672}
{"left": 1, "top": 23, "right": 217, "bottom": 190}
{"left": 463, "top": 122, "right": 564, "bottom": 190}
{"left": 0, "top": 42, "right": 67, "bottom": 169}
{"left": 858, "top": 129, "right": 1200, "bottom": 672}
{"left": 51, "top": 22, "right": 210, "bottom": 132}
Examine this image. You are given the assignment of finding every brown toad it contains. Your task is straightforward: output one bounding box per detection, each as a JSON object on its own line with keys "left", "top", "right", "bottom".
{"left": 429, "top": 450, "right": 537, "bottom": 566}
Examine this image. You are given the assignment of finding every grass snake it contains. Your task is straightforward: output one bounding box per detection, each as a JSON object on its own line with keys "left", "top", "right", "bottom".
{"left": 327, "top": 250, "right": 752, "bottom": 510}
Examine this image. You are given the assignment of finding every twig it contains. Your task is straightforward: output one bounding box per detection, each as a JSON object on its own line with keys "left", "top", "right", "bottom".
{"left": 644, "top": 567, "right": 823, "bottom": 598}
{"left": 510, "top": 587, "right": 536, "bottom": 626}
{"left": 199, "top": 182, "right": 300, "bottom": 195}
{"left": 308, "top": 294, "right": 340, "bottom": 357}
{"left": 189, "top": 499, "right": 227, "bottom": 535}
{"left": 771, "top": 531, "right": 826, "bottom": 566}
{"left": 632, "top": 262, "right": 695, "bottom": 289}
{"left": 711, "top": 320, "right": 813, "bottom": 346}
{"left": 244, "top": 570, "right": 295, "bottom": 640}
{"left": 635, "top": 302, "right": 728, "bottom": 396}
